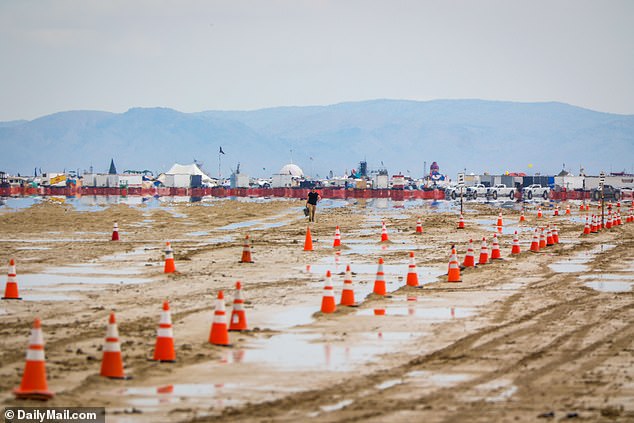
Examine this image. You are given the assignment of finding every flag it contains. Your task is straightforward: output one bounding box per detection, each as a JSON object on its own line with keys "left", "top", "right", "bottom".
{"left": 219, "top": 146, "right": 225, "bottom": 155}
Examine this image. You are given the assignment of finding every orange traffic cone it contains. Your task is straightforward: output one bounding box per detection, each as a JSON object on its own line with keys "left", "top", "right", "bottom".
{"left": 491, "top": 233, "right": 502, "bottom": 260}
{"left": 552, "top": 225, "right": 559, "bottom": 244}
{"left": 2, "top": 258, "right": 22, "bottom": 300}
{"left": 606, "top": 213, "right": 613, "bottom": 229}
{"left": 462, "top": 239, "right": 475, "bottom": 267}
{"left": 333, "top": 226, "right": 342, "bottom": 248}
{"left": 511, "top": 231, "right": 521, "bottom": 254}
{"left": 539, "top": 228, "right": 547, "bottom": 249}
{"left": 239, "top": 234, "right": 254, "bottom": 263}
{"left": 320, "top": 271, "right": 337, "bottom": 313}
{"left": 100, "top": 312, "right": 127, "bottom": 379}
{"left": 554, "top": 205, "right": 559, "bottom": 216}
{"left": 530, "top": 229, "right": 540, "bottom": 252}
{"left": 153, "top": 301, "right": 176, "bottom": 362}
{"left": 415, "top": 218, "right": 423, "bottom": 234}
{"left": 13, "top": 318, "right": 54, "bottom": 400}
{"left": 304, "top": 227, "right": 314, "bottom": 251}
{"left": 164, "top": 242, "right": 176, "bottom": 273}
{"left": 591, "top": 215, "right": 598, "bottom": 233}
{"left": 380, "top": 221, "right": 389, "bottom": 242}
{"left": 447, "top": 248, "right": 462, "bottom": 282}
{"left": 406, "top": 251, "right": 419, "bottom": 287}
{"left": 209, "top": 291, "right": 230, "bottom": 345}
{"left": 111, "top": 222, "right": 119, "bottom": 241}
{"left": 457, "top": 214, "right": 465, "bottom": 229}
{"left": 229, "top": 282, "right": 248, "bottom": 331}
{"left": 579, "top": 203, "right": 585, "bottom": 212}
{"left": 496, "top": 212, "right": 503, "bottom": 229}
{"left": 565, "top": 204, "right": 571, "bottom": 215}
{"left": 478, "top": 237, "right": 489, "bottom": 265}
{"left": 520, "top": 209, "right": 526, "bottom": 222}
{"left": 583, "top": 217, "right": 591, "bottom": 235}
{"left": 546, "top": 227, "right": 554, "bottom": 246}
{"left": 340, "top": 265, "right": 356, "bottom": 306}
{"left": 373, "top": 258, "right": 386, "bottom": 295}
{"left": 537, "top": 207, "right": 543, "bottom": 218}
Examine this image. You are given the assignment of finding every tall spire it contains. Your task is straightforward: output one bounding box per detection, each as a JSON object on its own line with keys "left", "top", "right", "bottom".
{"left": 108, "top": 159, "right": 117, "bottom": 175}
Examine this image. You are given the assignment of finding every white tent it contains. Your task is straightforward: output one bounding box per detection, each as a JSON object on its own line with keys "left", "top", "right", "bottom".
{"left": 160, "top": 163, "right": 215, "bottom": 186}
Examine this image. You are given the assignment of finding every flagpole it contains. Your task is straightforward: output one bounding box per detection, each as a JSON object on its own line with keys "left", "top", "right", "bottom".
{"left": 218, "top": 151, "right": 221, "bottom": 179}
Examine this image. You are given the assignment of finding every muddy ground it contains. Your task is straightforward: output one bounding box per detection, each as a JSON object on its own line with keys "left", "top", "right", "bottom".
{"left": 0, "top": 196, "right": 632, "bottom": 422}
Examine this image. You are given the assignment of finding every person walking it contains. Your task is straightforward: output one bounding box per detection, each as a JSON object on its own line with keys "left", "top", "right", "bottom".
{"left": 306, "top": 187, "right": 321, "bottom": 223}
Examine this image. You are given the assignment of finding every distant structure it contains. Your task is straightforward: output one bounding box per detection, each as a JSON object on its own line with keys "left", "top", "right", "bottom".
{"left": 272, "top": 163, "right": 304, "bottom": 188}
{"left": 279, "top": 163, "right": 303, "bottom": 177}
{"left": 429, "top": 161, "right": 445, "bottom": 183}
{"left": 108, "top": 159, "right": 117, "bottom": 175}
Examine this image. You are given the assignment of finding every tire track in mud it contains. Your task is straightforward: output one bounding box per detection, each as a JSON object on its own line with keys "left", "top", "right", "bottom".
{"left": 197, "top": 228, "right": 633, "bottom": 423}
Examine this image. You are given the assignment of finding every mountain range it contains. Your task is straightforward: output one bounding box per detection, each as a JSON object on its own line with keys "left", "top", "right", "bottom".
{"left": 1, "top": 99, "right": 633, "bottom": 179}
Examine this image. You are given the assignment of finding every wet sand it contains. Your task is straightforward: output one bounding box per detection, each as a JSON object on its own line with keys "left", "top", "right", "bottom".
{"left": 0, "top": 197, "right": 632, "bottom": 422}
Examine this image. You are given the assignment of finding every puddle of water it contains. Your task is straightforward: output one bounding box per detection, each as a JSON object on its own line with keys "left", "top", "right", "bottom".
{"left": 405, "top": 370, "right": 472, "bottom": 386}
{"left": 47, "top": 264, "right": 145, "bottom": 275}
{"left": 584, "top": 281, "right": 632, "bottom": 293}
{"left": 18, "top": 273, "right": 153, "bottom": 288}
{"left": 186, "top": 231, "right": 209, "bottom": 237}
{"left": 549, "top": 244, "right": 617, "bottom": 273}
{"left": 579, "top": 273, "right": 631, "bottom": 281}
{"left": 20, "top": 293, "right": 81, "bottom": 301}
{"left": 243, "top": 330, "right": 420, "bottom": 371}
{"left": 257, "top": 306, "right": 316, "bottom": 330}
{"left": 375, "top": 379, "right": 403, "bottom": 390}
{"left": 548, "top": 261, "right": 590, "bottom": 273}
{"left": 357, "top": 306, "right": 472, "bottom": 319}
{"left": 320, "top": 399, "right": 354, "bottom": 412}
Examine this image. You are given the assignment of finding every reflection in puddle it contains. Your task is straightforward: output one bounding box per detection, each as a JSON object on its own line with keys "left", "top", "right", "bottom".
{"left": 358, "top": 306, "right": 472, "bottom": 319}
{"left": 243, "top": 330, "right": 420, "bottom": 371}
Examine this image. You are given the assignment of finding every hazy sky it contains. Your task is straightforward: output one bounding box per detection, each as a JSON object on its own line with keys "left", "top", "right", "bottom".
{"left": 1, "top": 0, "right": 633, "bottom": 121}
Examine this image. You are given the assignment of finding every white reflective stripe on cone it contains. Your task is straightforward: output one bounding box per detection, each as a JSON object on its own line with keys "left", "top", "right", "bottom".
{"left": 103, "top": 342, "right": 121, "bottom": 352}
{"left": 106, "top": 324, "right": 119, "bottom": 339}
{"left": 29, "top": 329, "right": 44, "bottom": 346}
{"left": 157, "top": 328, "right": 173, "bottom": 338}
{"left": 26, "top": 349, "right": 45, "bottom": 361}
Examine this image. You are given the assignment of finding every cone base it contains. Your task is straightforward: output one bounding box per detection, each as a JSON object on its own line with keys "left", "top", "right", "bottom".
{"left": 13, "top": 388, "right": 55, "bottom": 400}
{"left": 151, "top": 359, "right": 176, "bottom": 363}
{"left": 103, "top": 375, "right": 132, "bottom": 380}
{"left": 239, "top": 261, "right": 254, "bottom": 263}
{"left": 2, "top": 296, "right": 23, "bottom": 300}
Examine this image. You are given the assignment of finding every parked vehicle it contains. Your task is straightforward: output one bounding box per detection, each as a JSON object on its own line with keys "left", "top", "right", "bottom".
{"left": 592, "top": 185, "right": 621, "bottom": 201}
{"left": 444, "top": 185, "right": 466, "bottom": 200}
{"left": 466, "top": 184, "right": 489, "bottom": 199}
{"left": 522, "top": 184, "right": 550, "bottom": 200}
{"left": 488, "top": 184, "right": 516, "bottom": 200}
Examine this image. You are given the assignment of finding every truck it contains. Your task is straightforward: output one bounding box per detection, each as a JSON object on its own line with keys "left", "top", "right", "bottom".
{"left": 466, "top": 184, "right": 489, "bottom": 199}
{"left": 487, "top": 184, "right": 516, "bottom": 200}
{"left": 522, "top": 184, "right": 550, "bottom": 200}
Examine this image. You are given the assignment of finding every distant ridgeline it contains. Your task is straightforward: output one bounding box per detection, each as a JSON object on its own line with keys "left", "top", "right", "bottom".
{"left": 1, "top": 99, "right": 633, "bottom": 178}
